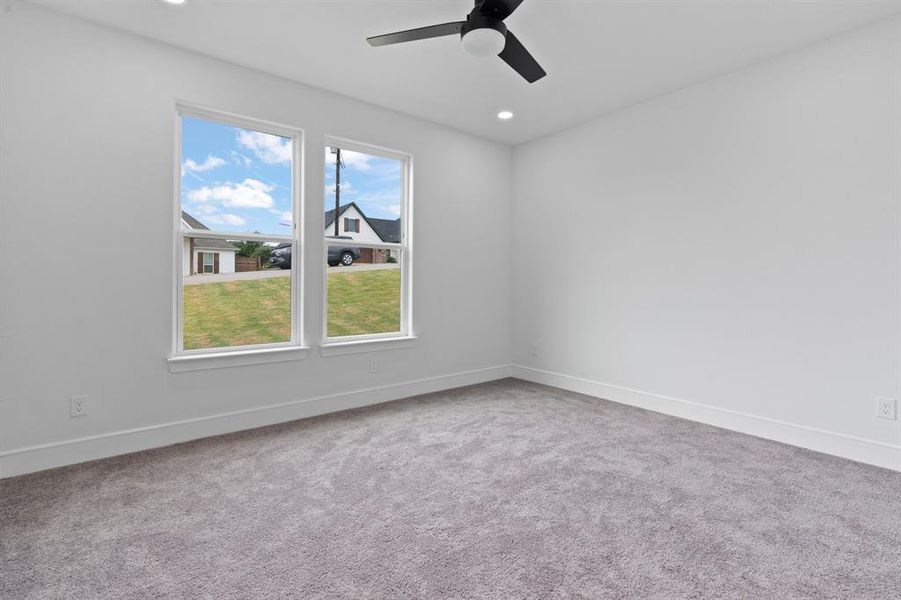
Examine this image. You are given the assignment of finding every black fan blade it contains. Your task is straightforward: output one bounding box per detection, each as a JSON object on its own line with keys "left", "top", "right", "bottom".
{"left": 367, "top": 22, "right": 464, "bottom": 47}
{"left": 476, "top": 0, "right": 524, "bottom": 20}
{"left": 498, "top": 30, "right": 546, "bottom": 83}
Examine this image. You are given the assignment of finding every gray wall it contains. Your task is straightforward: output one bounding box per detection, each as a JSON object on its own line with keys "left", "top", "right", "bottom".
{"left": 511, "top": 16, "right": 901, "bottom": 470}
{"left": 0, "top": 3, "right": 512, "bottom": 475}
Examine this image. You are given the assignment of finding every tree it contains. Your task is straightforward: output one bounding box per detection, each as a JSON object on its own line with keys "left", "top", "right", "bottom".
{"left": 234, "top": 234, "right": 273, "bottom": 264}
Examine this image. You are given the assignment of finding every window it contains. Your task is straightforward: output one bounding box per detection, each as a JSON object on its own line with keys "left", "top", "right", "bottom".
{"left": 174, "top": 106, "right": 302, "bottom": 357}
{"left": 202, "top": 252, "right": 215, "bottom": 274}
{"left": 323, "top": 141, "right": 411, "bottom": 343}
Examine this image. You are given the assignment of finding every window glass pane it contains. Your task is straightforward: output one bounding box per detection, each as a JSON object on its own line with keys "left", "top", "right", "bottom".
{"left": 324, "top": 147, "right": 401, "bottom": 244}
{"left": 181, "top": 115, "right": 293, "bottom": 237}
{"left": 183, "top": 237, "right": 291, "bottom": 350}
{"left": 326, "top": 244, "right": 401, "bottom": 338}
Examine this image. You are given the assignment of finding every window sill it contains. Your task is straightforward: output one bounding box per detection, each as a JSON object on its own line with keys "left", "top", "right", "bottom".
{"left": 168, "top": 345, "right": 310, "bottom": 373}
{"left": 319, "top": 336, "right": 418, "bottom": 357}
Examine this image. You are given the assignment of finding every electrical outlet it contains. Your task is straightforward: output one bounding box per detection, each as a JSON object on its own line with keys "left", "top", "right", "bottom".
{"left": 369, "top": 358, "right": 378, "bottom": 374}
{"left": 69, "top": 395, "right": 88, "bottom": 418}
{"left": 876, "top": 397, "right": 897, "bottom": 420}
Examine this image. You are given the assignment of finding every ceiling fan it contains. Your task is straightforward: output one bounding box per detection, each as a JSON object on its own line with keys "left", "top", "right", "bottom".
{"left": 367, "top": 0, "right": 546, "bottom": 84}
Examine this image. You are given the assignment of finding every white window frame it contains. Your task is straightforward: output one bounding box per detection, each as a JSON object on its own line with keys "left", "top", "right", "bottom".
{"left": 169, "top": 103, "right": 307, "bottom": 371}
{"left": 321, "top": 136, "right": 415, "bottom": 354}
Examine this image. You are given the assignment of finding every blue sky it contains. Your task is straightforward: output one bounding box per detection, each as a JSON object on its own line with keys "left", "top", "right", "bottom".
{"left": 324, "top": 148, "right": 402, "bottom": 221}
{"left": 180, "top": 115, "right": 401, "bottom": 237}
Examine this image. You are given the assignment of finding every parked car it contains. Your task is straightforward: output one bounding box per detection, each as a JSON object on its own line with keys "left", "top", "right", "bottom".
{"left": 269, "top": 237, "right": 362, "bottom": 269}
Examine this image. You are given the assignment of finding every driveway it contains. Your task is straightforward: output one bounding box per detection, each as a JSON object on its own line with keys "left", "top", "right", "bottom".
{"left": 331, "top": 263, "right": 399, "bottom": 273}
{"left": 184, "top": 270, "right": 291, "bottom": 285}
{"left": 185, "top": 263, "right": 398, "bottom": 285}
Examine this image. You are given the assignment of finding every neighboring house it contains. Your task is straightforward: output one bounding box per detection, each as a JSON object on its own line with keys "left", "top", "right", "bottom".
{"left": 181, "top": 211, "right": 237, "bottom": 275}
{"left": 324, "top": 202, "right": 401, "bottom": 262}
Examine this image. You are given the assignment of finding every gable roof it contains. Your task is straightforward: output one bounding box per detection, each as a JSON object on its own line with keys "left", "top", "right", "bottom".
{"left": 323, "top": 203, "right": 351, "bottom": 231}
{"left": 181, "top": 211, "right": 238, "bottom": 251}
{"left": 181, "top": 210, "right": 208, "bottom": 231}
{"left": 324, "top": 202, "right": 401, "bottom": 244}
{"left": 367, "top": 217, "right": 401, "bottom": 244}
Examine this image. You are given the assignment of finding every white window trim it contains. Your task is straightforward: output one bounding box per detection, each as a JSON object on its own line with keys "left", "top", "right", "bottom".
{"left": 321, "top": 136, "right": 414, "bottom": 354}
{"left": 319, "top": 335, "right": 418, "bottom": 357}
{"left": 169, "top": 345, "right": 310, "bottom": 372}
{"left": 168, "top": 102, "right": 307, "bottom": 373}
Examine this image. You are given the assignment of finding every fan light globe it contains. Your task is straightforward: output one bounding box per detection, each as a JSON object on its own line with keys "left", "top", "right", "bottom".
{"left": 461, "top": 27, "right": 506, "bottom": 58}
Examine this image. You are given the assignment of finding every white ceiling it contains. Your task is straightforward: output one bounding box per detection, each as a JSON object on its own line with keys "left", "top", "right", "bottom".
{"left": 30, "top": 0, "right": 901, "bottom": 145}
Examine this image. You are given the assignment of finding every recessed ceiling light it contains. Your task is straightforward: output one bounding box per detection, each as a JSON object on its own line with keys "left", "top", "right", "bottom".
{"left": 163, "top": 0, "right": 186, "bottom": 5}
{"left": 497, "top": 110, "right": 514, "bottom": 120}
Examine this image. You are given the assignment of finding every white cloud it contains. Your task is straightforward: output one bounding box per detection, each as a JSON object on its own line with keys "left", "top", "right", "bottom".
{"left": 229, "top": 151, "right": 254, "bottom": 167}
{"left": 357, "top": 188, "right": 399, "bottom": 207}
{"left": 182, "top": 155, "right": 225, "bottom": 175}
{"left": 204, "top": 213, "right": 246, "bottom": 226}
{"left": 237, "top": 130, "right": 292, "bottom": 165}
{"left": 184, "top": 204, "right": 246, "bottom": 227}
{"left": 383, "top": 204, "right": 401, "bottom": 217}
{"left": 193, "top": 204, "right": 219, "bottom": 215}
{"left": 188, "top": 178, "right": 275, "bottom": 208}
{"left": 325, "top": 148, "right": 373, "bottom": 171}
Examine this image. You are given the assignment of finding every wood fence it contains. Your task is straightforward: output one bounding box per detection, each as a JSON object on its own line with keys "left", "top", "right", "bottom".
{"left": 235, "top": 256, "right": 262, "bottom": 272}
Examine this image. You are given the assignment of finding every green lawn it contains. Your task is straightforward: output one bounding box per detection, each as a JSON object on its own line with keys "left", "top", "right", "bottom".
{"left": 183, "top": 277, "right": 291, "bottom": 350}
{"left": 327, "top": 268, "right": 401, "bottom": 337}
{"left": 183, "top": 268, "right": 400, "bottom": 350}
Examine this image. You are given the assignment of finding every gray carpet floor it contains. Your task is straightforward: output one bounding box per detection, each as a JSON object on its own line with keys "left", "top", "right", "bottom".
{"left": 2, "top": 379, "right": 900, "bottom": 599}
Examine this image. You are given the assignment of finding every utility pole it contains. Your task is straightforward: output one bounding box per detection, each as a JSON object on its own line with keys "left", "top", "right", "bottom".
{"left": 331, "top": 147, "right": 342, "bottom": 236}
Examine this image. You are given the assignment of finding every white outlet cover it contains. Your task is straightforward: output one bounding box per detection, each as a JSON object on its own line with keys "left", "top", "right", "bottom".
{"left": 70, "top": 395, "right": 88, "bottom": 417}
{"left": 876, "top": 397, "right": 897, "bottom": 420}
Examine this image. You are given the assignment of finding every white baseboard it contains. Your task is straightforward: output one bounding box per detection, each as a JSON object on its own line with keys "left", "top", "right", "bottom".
{"left": 0, "top": 365, "right": 513, "bottom": 479}
{"left": 7, "top": 364, "right": 898, "bottom": 478}
{"left": 512, "top": 365, "right": 901, "bottom": 472}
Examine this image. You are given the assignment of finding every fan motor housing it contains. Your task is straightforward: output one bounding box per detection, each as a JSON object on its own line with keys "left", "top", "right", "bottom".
{"left": 460, "top": 15, "right": 507, "bottom": 39}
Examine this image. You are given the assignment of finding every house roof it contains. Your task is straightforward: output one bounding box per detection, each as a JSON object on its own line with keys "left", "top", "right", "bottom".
{"left": 181, "top": 211, "right": 208, "bottom": 231}
{"left": 193, "top": 238, "right": 239, "bottom": 251}
{"left": 324, "top": 202, "right": 400, "bottom": 244}
{"left": 182, "top": 211, "right": 238, "bottom": 252}
{"left": 368, "top": 217, "right": 401, "bottom": 244}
